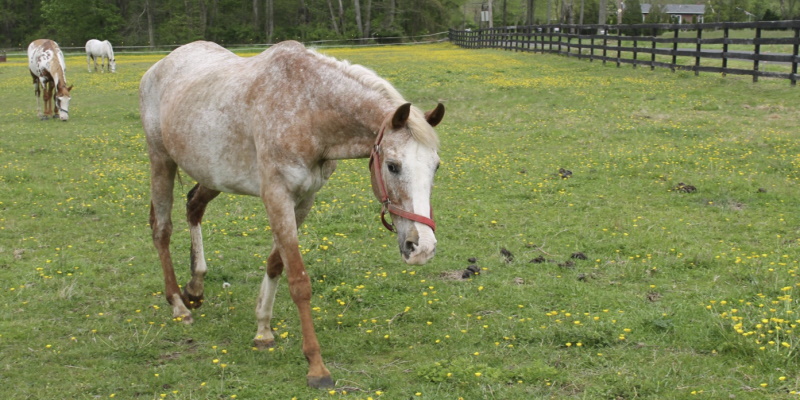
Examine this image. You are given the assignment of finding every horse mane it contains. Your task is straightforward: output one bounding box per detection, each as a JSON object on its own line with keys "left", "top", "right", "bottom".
{"left": 104, "top": 40, "right": 115, "bottom": 58}
{"left": 307, "top": 47, "right": 440, "bottom": 151}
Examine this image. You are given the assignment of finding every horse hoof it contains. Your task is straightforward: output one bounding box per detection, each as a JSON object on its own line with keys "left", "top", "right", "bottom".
{"left": 182, "top": 291, "right": 204, "bottom": 309}
{"left": 307, "top": 375, "right": 334, "bottom": 389}
{"left": 253, "top": 338, "right": 276, "bottom": 350}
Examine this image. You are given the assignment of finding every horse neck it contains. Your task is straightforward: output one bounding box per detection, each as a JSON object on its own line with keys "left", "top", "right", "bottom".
{"left": 321, "top": 95, "right": 397, "bottom": 160}
{"left": 50, "top": 67, "right": 68, "bottom": 96}
{"left": 50, "top": 51, "right": 68, "bottom": 95}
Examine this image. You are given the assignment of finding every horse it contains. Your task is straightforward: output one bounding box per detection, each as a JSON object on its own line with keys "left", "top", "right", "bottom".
{"left": 28, "top": 39, "right": 73, "bottom": 121}
{"left": 139, "top": 40, "right": 445, "bottom": 388}
{"left": 85, "top": 39, "right": 116, "bottom": 73}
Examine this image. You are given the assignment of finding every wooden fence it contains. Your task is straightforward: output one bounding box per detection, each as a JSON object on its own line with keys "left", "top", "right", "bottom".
{"left": 449, "top": 20, "right": 800, "bottom": 85}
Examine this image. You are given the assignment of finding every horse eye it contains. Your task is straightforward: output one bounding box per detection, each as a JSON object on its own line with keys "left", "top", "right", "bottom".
{"left": 387, "top": 162, "right": 400, "bottom": 174}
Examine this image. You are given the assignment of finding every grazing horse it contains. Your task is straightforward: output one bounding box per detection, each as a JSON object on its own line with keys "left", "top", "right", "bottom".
{"left": 28, "top": 39, "right": 72, "bottom": 121}
{"left": 139, "top": 40, "right": 445, "bottom": 388}
{"left": 85, "top": 39, "right": 116, "bottom": 73}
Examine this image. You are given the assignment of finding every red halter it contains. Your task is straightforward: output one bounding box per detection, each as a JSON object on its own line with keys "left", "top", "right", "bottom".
{"left": 369, "top": 123, "right": 436, "bottom": 233}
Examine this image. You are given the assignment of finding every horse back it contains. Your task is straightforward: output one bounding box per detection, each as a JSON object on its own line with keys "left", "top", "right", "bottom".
{"left": 140, "top": 41, "right": 262, "bottom": 195}
{"left": 140, "top": 40, "right": 352, "bottom": 196}
{"left": 28, "top": 39, "right": 65, "bottom": 80}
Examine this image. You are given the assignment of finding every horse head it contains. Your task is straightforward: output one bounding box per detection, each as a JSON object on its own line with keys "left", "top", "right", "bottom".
{"left": 104, "top": 40, "right": 116, "bottom": 73}
{"left": 56, "top": 85, "right": 73, "bottom": 121}
{"left": 370, "top": 102, "right": 445, "bottom": 265}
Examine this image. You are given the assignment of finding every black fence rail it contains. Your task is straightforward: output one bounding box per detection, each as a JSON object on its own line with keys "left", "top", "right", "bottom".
{"left": 449, "top": 20, "right": 800, "bottom": 85}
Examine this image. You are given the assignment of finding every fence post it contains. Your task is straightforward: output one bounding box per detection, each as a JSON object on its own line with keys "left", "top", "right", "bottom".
{"left": 616, "top": 27, "right": 622, "bottom": 68}
{"left": 536, "top": 26, "right": 541, "bottom": 53}
{"left": 633, "top": 30, "right": 638, "bottom": 69}
{"left": 602, "top": 26, "right": 608, "bottom": 65}
{"left": 792, "top": 26, "right": 799, "bottom": 86}
{"left": 650, "top": 27, "right": 656, "bottom": 70}
{"left": 496, "top": 27, "right": 501, "bottom": 48}
{"left": 566, "top": 27, "right": 572, "bottom": 57}
{"left": 753, "top": 26, "right": 761, "bottom": 82}
{"left": 671, "top": 27, "right": 678, "bottom": 72}
{"left": 527, "top": 26, "right": 533, "bottom": 52}
{"left": 694, "top": 27, "right": 702, "bottom": 76}
{"left": 722, "top": 26, "right": 729, "bottom": 77}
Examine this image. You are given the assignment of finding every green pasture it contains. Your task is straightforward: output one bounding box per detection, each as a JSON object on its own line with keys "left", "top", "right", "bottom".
{"left": 1, "top": 43, "right": 799, "bottom": 399}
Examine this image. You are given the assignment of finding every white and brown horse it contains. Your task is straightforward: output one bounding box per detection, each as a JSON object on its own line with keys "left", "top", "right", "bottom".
{"left": 85, "top": 39, "right": 116, "bottom": 73}
{"left": 28, "top": 39, "right": 73, "bottom": 121}
{"left": 139, "top": 40, "right": 444, "bottom": 388}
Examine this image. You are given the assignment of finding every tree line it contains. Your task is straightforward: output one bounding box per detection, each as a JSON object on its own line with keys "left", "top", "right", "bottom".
{"left": 1, "top": 0, "right": 795, "bottom": 49}
{"left": 0, "top": 0, "right": 455, "bottom": 48}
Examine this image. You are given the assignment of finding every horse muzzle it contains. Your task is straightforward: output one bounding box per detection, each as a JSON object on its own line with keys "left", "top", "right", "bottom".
{"left": 399, "top": 225, "right": 436, "bottom": 265}
{"left": 56, "top": 96, "right": 70, "bottom": 121}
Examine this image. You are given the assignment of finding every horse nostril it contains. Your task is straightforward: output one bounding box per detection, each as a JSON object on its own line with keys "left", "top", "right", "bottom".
{"left": 404, "top": 239, "right": 417, "bottom": 254}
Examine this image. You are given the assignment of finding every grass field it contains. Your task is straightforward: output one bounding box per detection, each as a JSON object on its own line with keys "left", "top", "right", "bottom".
{"left": 1, "top": 42, "right": 799, "bottom": 399}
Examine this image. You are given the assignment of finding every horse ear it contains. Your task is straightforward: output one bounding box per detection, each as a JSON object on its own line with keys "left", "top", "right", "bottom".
{"left": 391, "top": 103, "right": 412, "bottom": 129}
{"left": 425, "top": 103, "right": 445, "bottom": 127}
{"left": 67, "top": 85, "right": 74, "bottom": 92}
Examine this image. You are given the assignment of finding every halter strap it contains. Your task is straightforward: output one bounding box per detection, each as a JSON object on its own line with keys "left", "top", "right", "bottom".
{"left": 369, "top": 123, "right": 436, "bottom": 233}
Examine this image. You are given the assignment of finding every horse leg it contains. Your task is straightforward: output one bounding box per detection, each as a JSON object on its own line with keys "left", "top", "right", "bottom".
{"left": 253, "top": 248, "right": 283, "bottom": 349}
{"left": 261, "top": 188, "right": 332, "bottom": 388}
{"left": 149, "top": 157, "right": 193, "bottom": 322}
{"left": 87, "top": 54, "right": 91, "bottom": 72}
{"left": 42, "top": 81, "right": 54, "bottom": 120}
{"left": 31, "top": 75, "right": 43, "bottom": 119}
{"left": 253, "top": 193, "right": 316, "bottom": 349}
{"left": 183, "top": 183, "right": 221, "bottom": 309}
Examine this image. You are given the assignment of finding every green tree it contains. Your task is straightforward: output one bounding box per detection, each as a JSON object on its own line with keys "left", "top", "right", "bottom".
{"left": 398, "top": 0, "right": 449, "bottom": 36}
{"left": 621, "top": 0, "right": 642, "bottom": 25}
{"left": 40, "top": 0, "right": 123, "bottom": 46}
{"left": 0, "top": 0, "right": 43, "bottom": 47}
{"left": 762, "top": 8, "right": 781, "bottom": 20}
{"left": 643, "top": 1, "right": 667, "bottom": 23}
{"left": 707, "top": 0, "right": 750, "bottom": 22}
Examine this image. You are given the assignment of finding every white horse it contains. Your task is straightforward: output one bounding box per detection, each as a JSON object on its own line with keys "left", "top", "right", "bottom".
{"left": 85, "top": 39, "right": 116, "bottom": 73}
{"left": 28, "top": 39, "right": 72, "bottom": 121}
{"left": 140, "top": 40, "right": 444, "bottom": 388}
